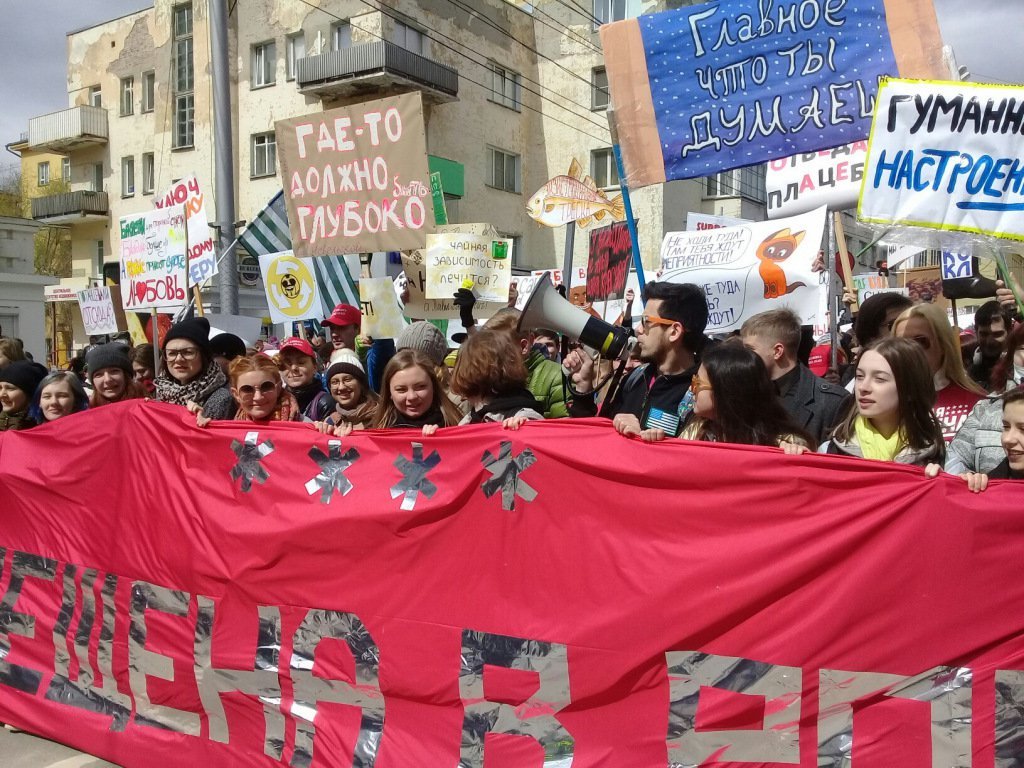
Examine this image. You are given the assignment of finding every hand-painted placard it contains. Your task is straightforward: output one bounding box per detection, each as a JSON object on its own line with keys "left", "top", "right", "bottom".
{"left": 660, "top": 207, "right": 827, "bottom": 333}
{"left": 359, "top": 277, "right": 407, "bottom": 339}
{"left": 527, "top": 159, "right": 624, "bottom": 228}
{"left": 424, "top": 232, "right": 512, "bottom": 303}
{"left": 119, "top": 207, "right": 188, "bottom": 311}
{"left": 599, "top": 0, "right": 945, "bottom": 187}
{"left": 258, "top": 250, "right": 324, "bottom": 325}
{"left": 587, "top": 222, "right": 631, "bottom": 302}
{"left": 77, "top": 287, "right": 124, "bottom": 336}
{"left": 429, "top": 172, "right": 448, "bottom": 226}
{"left": 859, "top": 79, "right": 1024, "bottom": 242}
{"left": 275, "top": 92, "right": 435, "bottom": 257}
{"left": 685, "top": 212, "right": 747, "bottom": 231}
{"left": 155, "top": 175, "right": 217, "bottom": 285}
{"left": 851, "top": 273, "right": 908, "bottom": 304}
{"left": 766, "top": 141, "right": 868, "bottom": 219}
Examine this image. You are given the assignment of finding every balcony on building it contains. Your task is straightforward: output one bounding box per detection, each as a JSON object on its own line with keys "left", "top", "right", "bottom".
{"left": 28, "top": 105, "right": 108, "bottom": 152}
{"left": 31, "top": 190, "right": 109, "bottom": 226}
{"left": 296, "top": 41, "right": 458, "bottom": 103}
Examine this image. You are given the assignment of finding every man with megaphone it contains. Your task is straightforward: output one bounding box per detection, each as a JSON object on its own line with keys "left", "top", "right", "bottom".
{"left": 561, "top": 281, "right": 709, "bottom": 438}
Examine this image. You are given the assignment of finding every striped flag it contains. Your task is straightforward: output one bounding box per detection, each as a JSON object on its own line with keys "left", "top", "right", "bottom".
{"left": 240, "top": 191, "right": 360, "bottom": 313}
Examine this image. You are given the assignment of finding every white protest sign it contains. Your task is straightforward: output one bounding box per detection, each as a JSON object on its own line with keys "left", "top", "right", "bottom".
{"left": 155, "top": 175, "right": 217, "bottom": 286}
{"left": 207, "top": 314, "right": 264, "bottom": 347}
{"left": 767, "top": 141, "right": 868, "bottom": 219}
{"left": 77, "top": 287, "right": 121, "bottom": 336}
{"left": 851, "top": 274, "right": 910, "bottom": 304}
{"left": 512, "top": 269, "right": 565, "bottom": 311}
{"left": 685, "top": 213, "right": 747, "bottom": 231}
{"left": 258, "top": 251, "right": 323, "bottom": 324}
{"left": 941, "top": 251, "right": 973, "bottom": 280}
{"left": 424, "top": 232, "right": 512, "bottom": 302}
{"left": 359, "top": 277, "right": 407, "bottom": 339}
{"left": 860, "top": 79, "right": 1024, "bottom": 242}
{"left": 660, "top": 207, "right": 827, "bottom": 333}
{"left": 119, "top": 207, "right": 188, "bottom": 311}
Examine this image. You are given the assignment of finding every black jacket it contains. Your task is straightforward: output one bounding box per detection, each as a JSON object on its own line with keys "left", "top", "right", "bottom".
{"left": 572, "top": 362, "right": 697, "bottom": 437}
{"left": 779, "top": 364, "right": 853, "bottom": 444}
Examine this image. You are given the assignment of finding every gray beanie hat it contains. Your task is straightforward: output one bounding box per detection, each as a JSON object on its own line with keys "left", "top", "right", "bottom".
{"left": 85, "top": 343, "right": 132, "bottom": 381}
{"left": 396, "top": 321, "right": 448, "bottom": 366}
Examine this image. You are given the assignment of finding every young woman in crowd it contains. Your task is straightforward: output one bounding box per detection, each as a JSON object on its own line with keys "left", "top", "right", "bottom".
{"left": 0, "top": 337, "right": 27, "bottom": 369}
{"left": 373, "top": 349, "right": 462, "bottom": 435}
{"left": 840, "top": 293, "right": 914, "bottom": 388}
{"left": 277, "top": 337, "right": 332, "bottom": 421}
{"left": 449, "top": 329, "right": 544, "bottom": 428}
{"left": 317, "top": 353, "right": 379, "bottom": 435}
{"left": 128, "top": 343, "right": 156, "bottom": 395}
{"left": 87, "top": 343, "right": 145, "bottom": 408}
{"left": 0, "top": 360, "right": 48, "bottom": 431}
{"left": 652, "top": 342, "right": 811, "bottom": 449}
{"left": 821, "top": 337, "right": 945, "bottom": 467}
{"left": 29, "top": 371, "right": 90, "bottom": 423}
{"left": 892, "top": 303, "right": 984, "bottom": 442}
{"left": 154, "top": 317, "right": 235, "bottom": 420}
{"left": 226, "top": 353, "right": 301, "bottom": 424}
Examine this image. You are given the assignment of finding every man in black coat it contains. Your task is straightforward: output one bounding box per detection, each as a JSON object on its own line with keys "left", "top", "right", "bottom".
{"left": 741, "top": 309, "right": 852, "bottom": 444}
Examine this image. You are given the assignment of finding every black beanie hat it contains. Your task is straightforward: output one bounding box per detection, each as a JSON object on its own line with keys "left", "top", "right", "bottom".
{"left": 0, "top": 360, "right": 48, "bottom": 399}
{"left": 325, "top": 361, "right": 369, "bottom": 390}
{"left": 85, "top": 343, "right": 132, "bottom": 381}
{"left": 162, "top": 317, "right": 212, "bottom": 355}
{"left": 209, "top": 333, "right": 247, "bottom": 360}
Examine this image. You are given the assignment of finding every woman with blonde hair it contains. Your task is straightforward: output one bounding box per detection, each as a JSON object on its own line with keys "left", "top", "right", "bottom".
{"left": 373, "top": 349, "right": 462, "bottom": 435}
{"left": 892, "top": 302, "right": 984, "bottom": 442}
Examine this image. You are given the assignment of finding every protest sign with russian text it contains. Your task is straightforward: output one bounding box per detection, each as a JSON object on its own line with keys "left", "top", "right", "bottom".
{"left": 118, "top": 207, "right": 188, "bottom": 312}
{"left": 155, "top": 175, "right": 217, "bottom": 285}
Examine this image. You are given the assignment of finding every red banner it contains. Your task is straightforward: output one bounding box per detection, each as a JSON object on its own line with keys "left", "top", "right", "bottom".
{"left": 0, "top": 401, "right": 1022, "bottom": 767}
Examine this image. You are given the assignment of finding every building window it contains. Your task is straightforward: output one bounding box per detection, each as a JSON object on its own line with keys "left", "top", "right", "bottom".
{"left": 37, "top": 161, "right": 50, "bottom": 187}
{"left": 591, "top": 148, "right": 619, "bottom": 190}
{"left": 142, "top": 153, "right": 155, "bottom": 194}
{"left": 503, "top": 233, "right": 524, "bottom": 269}
{"left": 592, "top": 67, "right": 609, "bottom": 110}
{"left": 489, "top": 63, "right": 521, "bottom": 111}
{"left": 92, "top": 163, "right": 104, "bottom": 193}
{"left": 251, "top": 133, "right": 277, "bottom": 178}
{"left": 96, "top": 240, "right": 104, "bottom": 277}
{"left": 286, "top": 32, "right": 305, "bottom": 81}
{"left": 173, "top": 3, "right": 194, "bottom": 149}
{"left": 121, "top": 157, "right": 135, "bottom": 197}
{"left": 392, "top": 21, "right": 424, "bottom": 55}
{"left": 252, "top": 41, "right": 276, "bottom": 88}
{"left": 119, "top": 76, "right": 134, "bottom": 116}
{"left": 594, "top": 0, "right": 643, "bottom": 25}
{"left": 62, "top": 157, "right": 71, "bottom": 183}
{"left": 332, "top": 22, "right": 351, "bottom": 50}
{"left": 486, "top": 146, "right": 521, "bottom": 194}
{"left": 705, "top": 164, "right": 767, "bottom": 204}
{"left": 88, "top": 85, "right": 101, "bottom": 107}
{"left": 142, "top": 71, "right": 155, "bottom": 112}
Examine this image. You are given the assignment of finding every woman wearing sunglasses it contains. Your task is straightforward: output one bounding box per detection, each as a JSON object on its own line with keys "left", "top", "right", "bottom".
{"left": 155, "top": 317, "right": 235, "bottom": 420}
{"left": 224, "top": 353, "right": 300, "bottom": 424}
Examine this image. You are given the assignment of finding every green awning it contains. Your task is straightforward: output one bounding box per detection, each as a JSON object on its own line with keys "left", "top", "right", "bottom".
{"left": 428, "top": 155, "right": 464, "bottom": 197}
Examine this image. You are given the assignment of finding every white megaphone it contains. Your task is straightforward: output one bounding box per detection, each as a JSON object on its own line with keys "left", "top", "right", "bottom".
{"left": 518, "top": 273, "right": 635, "bottom": 359}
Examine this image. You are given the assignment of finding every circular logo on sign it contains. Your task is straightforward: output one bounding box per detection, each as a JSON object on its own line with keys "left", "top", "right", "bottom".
{"left": 268, "top": 255, "right": 316, "bottom": 318}
{"left": 238, "top": 254, "right": 260, "bottom": 288}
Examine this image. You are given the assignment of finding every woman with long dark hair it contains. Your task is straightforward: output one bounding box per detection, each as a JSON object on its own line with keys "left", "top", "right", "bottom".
{"left": 373, "top": 349, "right": 462, "bottom": 436}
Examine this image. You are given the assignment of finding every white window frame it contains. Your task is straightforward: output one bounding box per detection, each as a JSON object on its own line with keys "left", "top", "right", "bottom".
{"left": 251, "top": 133, "right": 277, "bottom": 178}
{"left": 119, "top": 76, "right": 134, "bottom": 116}
{"left": 489, "top": 62, "right": 521, "bottom": 111}
{"left": 142, "top": 152, "right": 155, "bottom": 195}
{"left": 252, "top": 41, "right": 277, "bottom": 88}
{"left": 141, "top": 71, "right": 155, "bottom": 112}
{"left": 591, "top": 148, "right": 619, "bottom": 190}
{"left": 88, "top": 85, "right": 102, "bottom": 107}
{"left": 62, "top": 157, "right": 71, "bottom": 183}
{"left": 392, "top": 21, "right": 424, "bottom": 55}
{"left": 37, "top": 161, "right": 50, "bottom": 187}
{"left": 286, "top": 32, "right": 305, "bottom": 81}
{"left": 704, "top": 164, "right": 767, "bottom": 204}
{"left": 592, "top": 67, "right": 609, "bottom": 110}
{"left": 172, "top": 3, "right": 194, "bottom": 149}
{"left": 594, "top": 0, "right": 642, "bottom": 26}
{"left": 332, "top": 22, "right": 352, "bottom": 51}
{"left": 486, "top": 146, "right": 521, "bottom": 194}
{"left": 121, "top": 156, "right": 135, "bottom": 197}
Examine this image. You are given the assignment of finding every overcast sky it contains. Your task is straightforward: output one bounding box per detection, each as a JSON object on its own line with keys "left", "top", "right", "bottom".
{"left": 1, "top": 0, "right": 1022, "bottom": 172}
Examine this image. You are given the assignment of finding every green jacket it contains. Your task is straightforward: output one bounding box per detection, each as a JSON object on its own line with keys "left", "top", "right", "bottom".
{"left": 526, "top": 350, "right": 568, "bottom": 419}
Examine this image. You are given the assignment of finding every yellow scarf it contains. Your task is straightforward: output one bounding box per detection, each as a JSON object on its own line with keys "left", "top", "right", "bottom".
{"left": 853, "top": 415, "right": 906, "bottom": 462}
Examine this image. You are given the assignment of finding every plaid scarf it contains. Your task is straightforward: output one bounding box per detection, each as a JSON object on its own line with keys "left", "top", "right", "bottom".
{"left": 154, "top": 362, "right": 227, "bottom": 407}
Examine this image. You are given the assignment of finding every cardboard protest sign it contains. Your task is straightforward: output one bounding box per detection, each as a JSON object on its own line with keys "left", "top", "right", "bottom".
{"left": 119, "top": 207, "right": 188, "bottom": 312}
{"left": 77, "top": 287, "right": 126, "bottom": 336}
{"left": 527, "top": 159, "right": 625, "bottom": 228}
{"left": 424, "top": 232, "right": 512, "bottom": 303}
{"left": 851, "top": 273, "right": 908, "bottom": 304}
{"left": 660, "top": 206, "right": 827, "bottom": 332}
{"left": 685, "top": 212, "right": 746, "bottom": 231}
{"left": 766, "top": 141, "right": 868, "bottom": 219}
{"left": 859, "top": 79, "right": 1024, "bottom": 242}
{"left": 155, "top": 175, "right": 217, "bottom": 285}
{"left": 359, "top": 277, "right": 407, "bottom": 339}
{"left": 275, "top": 92, "right": 435, "bottom": 257}
{"left": 258, "top": 251, "right": 324, "bottom": 324}
{"left": 586, "top": 222, "right": 631, "bottom": 302}
{"left": 511, "top": 269, "right": 576, "bottom": 311}
{"left": 599, "top": 0, "right": 945, "bottom": 187}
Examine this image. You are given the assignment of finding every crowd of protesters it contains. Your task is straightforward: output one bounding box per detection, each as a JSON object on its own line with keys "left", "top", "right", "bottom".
{"left": 1, "top": 276, "right": 1022, "bottom": 491}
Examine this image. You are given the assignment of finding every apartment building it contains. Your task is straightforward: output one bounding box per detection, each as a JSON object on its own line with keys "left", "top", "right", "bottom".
{"left": 18, "top": 0, "right": 764, "bottom": 330}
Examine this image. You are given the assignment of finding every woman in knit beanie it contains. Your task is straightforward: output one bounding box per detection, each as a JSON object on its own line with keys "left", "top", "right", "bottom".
{"left": 317, "top": 352, "right": 379, "bottom": 435}
{"left": 86, "top": 343, "right": 145, "bottom": 408}
{"left": 0, "top": 360, "right": 48, "bottom": 431}
{"left": 154, "top": 317, "right": 235, "bottom": 420}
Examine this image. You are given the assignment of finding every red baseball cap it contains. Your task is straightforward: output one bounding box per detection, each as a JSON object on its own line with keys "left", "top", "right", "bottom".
{"left": 322, "top": 303, "right": 362, "bottom": 327}
{"left": 278, "top": 337, "right": 316, "bottom": 359}
{"left": 808, "top": 343, "right": 846, "bottom": 377}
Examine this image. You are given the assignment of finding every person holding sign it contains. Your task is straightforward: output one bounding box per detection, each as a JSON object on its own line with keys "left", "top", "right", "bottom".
{"left": 372, "top": 349, "right": 462, "bottom": 435}
{"left": 86, "top": 343, "right": 145, "bottom": 408}
{"left": 155, "top": 318, "right": 235, "bottom": 421}
{"left": 0, "top": 360, "right": 48, "bottom": 431}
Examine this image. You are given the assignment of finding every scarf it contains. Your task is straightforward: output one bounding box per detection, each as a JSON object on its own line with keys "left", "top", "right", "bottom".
{"left": 392, "top": 407, "right": 446, "bottom": 429}
{"left": 234, "top": 390, "right": 299, "bottom": 423}
{"left": 154, "top": 362, "right": 227, "bottom": 407}
{"left": 467, "top": 388, "right": 542, "bottom": 424}
{"left": 853, "top": 415, "right": 906, "bottom": 462}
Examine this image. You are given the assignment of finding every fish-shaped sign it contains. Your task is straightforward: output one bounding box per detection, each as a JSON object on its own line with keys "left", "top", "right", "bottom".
{"left": 527, "top": 159, "right": 625, "bottom": 228}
